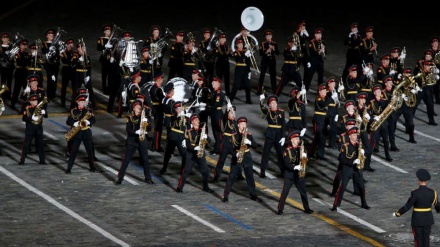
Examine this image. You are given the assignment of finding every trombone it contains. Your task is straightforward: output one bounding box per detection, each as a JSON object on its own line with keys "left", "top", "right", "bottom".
{"left": 243, "top": 32, "right": 260, "bottom": 75}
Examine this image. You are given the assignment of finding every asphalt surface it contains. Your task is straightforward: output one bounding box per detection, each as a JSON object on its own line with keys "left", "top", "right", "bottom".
{"left": 0, "top": 2, "right": 440, "bottom": 247}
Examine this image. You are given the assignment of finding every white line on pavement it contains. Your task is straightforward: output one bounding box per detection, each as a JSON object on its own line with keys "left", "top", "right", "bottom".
{"left": 370, "top": 155, "right": 408, "bottom": 174}
{"left": 98, "top": 163, "right": 140, "bottom": 185}
{"left": 171, "top": 204, "right": 226, "bottom": 233}
{"left": 313, "top": 198, "right": 386, "bottom": 233}
{"left": 0, "top": 166, "right": 131, "bottom": 247}
{"left": 396, "top": 122, "right": 440, "bottom": 142}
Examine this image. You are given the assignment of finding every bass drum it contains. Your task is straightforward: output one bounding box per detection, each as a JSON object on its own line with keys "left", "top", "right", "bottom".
{"left": 167, "top": 77, "right": 191, "bottom": 102}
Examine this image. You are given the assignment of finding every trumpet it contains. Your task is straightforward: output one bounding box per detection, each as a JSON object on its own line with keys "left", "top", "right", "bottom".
{"left": 301, "top": 83, "right": 308, "bottom": 105}
{"left": 338, "top": 78, "right": 346, "bottom": 102}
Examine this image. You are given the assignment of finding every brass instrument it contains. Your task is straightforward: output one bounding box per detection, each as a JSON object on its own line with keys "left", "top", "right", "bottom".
{"left": 197, "top": 123, "right": 208, "bottom": 158}
{"left": 292, "top": 32, "right": 302, "bottom": 59}
{"left": 400, "top": 46, "right": 406, "bottom": 67}
{"left": 7, "top": 32, "right": 24, "bottom": 60}
{"left": 435, "top": 52, "right": 440, "bottom": 65}
{"left": 362, "top": 60, "right": 375, "bottom": 82}
{"left": 237, "top": 127, "right": 248, "bottom": 164}
{"left": 149, "top": 28, "right": 172, "bottom": 66}
{"left": 65, "top": 111, "right": 92, "bottom": 142}
{"left": 301, "top": 83, "right": 308, "bottom": 105}
{"left": 31, "top": 96, "right": 48, "bottom": 125}
{"left": 187, "top": 32, "right": 206, "bottom": 73}
{"left": 357, "top": 138, "right": 365, "bottom": 170}
{"left": 104, "top": 24, "right": 124, "bottom": 61}
{"left": 138, "top": 108, "right": 149, "bottom": 142}
{"left": 206, "top": 27, "right": 221, "bottom": 52}
{"left": 46, "top": 27, "right": 67, "bottom": 62}
{"left": 338, "top": 78, "right": 346, "bottom": 102}
{"left": 0, "top": 84, "right": 9, "bottom": 116}
{"left": 299, "top": 139, "right": 308, "bottom": 178}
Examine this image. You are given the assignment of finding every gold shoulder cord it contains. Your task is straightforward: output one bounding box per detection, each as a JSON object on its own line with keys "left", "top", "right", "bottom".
{"left": 371, "top": 100, "right": 381, "bottom": 115}
{"left": 344, "top": 144, "right": 356, "bottom": 159}
{"left": 287, "top": 148, "right": 298, "bottom": 163}
{"left": 433, "top": 190, "right": 438, "bottom": 206}
{"left": 71, "top": 108, "right": 81, "bottom": 121}
{"left": 231, "top": 134, "right": 239, "bottom": 146}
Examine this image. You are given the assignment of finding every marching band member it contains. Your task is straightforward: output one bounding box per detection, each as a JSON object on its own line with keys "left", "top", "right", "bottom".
{"left": 359, "top": 26, "right": 378, "bottom": 65}
{"left": 230, "top": 39, "right": 252, "bottom": 104}
{"left": 11, "top": 39, "right": 29, "bottom": 111}
{"left": 381, "top": 75, "right": 400, "bottom": 152}
{"left": 115, "top": 99, "right": 154, "bottom": 185}
{"left": 303, "top": 28, "right": 326, "bottom": 92}
{"left": 60, "top": 38, "right": 75, "bottom": 108}
{"left": 258, "top": 29, "right": 279, "bottom": 94}
{"left": 345, "top": 65, "right": 363, "bottom": 102}
{"left": 143, "top": 25, "right": 167, "bottom": 75}
{"left": 72, "top": 41, "right": 95, "bottom": 109}
{"left": 376, "top": 54, "right": 393, "bottom": 84}
{"left": 214, "top": 32, "right": 231, "bottom": 96}
{"left": 149, "top": 71, "right": 166, "bottom": 152}
{"left": 0, "top": 32, "right": 14, "bottom": 100}
{"left": 167, "top": 31, "right": 185, "bottom": 80}
{"left": 97, "top": 24, "right": 112, "bottom": 95}
{"left": 209, "top": 77, "right": 225, "bottom": 155}
{"left": 342, "top": 22, "right": 362, "bottom": 83}
{"left": 275, "top": 37, "right": 302, "bottom": 97}
{"left": 41, "top": 28, "right": 60, "bottom": 100}
{"left": 139, "top": 46, "right": 153, "bottom": 87}
{"left": 176, "top": 113, "right": 213, "bottom": 193}
{"left": 27, "top": 42, "right": 44, "bottom": 89}
{"left": 276, "top": 130, "right": 314, "bottom": 215}
{"left": 286, "top": 86, "right": 307, "bottom": 134}
{"left": 294, "top": 20, "right": 311, "bottom": 81}
{"left": 222, "top": 116, "right": 258, "bottom": 202}
{"left": 389, "top": 47, "right": 403, "bottom": 81}
{"left": 308, "top": 83, "right": 331, "bottom": 160}
{"left": 430, "top": 36, "right": 440, "bottom": 104}
{"left": 199, "top": 28, "right": 215, "bottom": 84}
{"left": 182, "top": 39, "right": 199, "bottom": 83}
{"left": 326, "top": 77, "right": 339, "bottom": 149}
{"left": 356, "top": 92, "right": 374, "bottom": 172}
{"left": 414, "top": 58, "right": 438, "bottom": 126}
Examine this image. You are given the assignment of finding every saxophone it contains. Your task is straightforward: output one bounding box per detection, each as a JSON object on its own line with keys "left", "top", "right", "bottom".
{"left": 357, "top": 138, "right": 365, "bottom": 170}
{"left": 138, "top": 108, "right": 149, "bottom": 142}
{"left": 0, "top": 84, "right": 9, "bottom": 116}
{"left": 236, "top": 127, "right": 248, "bottom": 164}
{"left": 299, "top": 139, "right": 308, "bottom": 178}
{"left": 197, "top": 123, "right": 208, "bottom": 158}
{"left": 65, "top": 111, "right": 92, "bottom": 141}
{"left": 31, "top": 96, "right": 48, "bottom": 124}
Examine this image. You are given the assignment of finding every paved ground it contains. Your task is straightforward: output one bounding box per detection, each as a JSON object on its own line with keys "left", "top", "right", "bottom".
{"left": 1, "top": 2, "right": 440, "bottom": 247}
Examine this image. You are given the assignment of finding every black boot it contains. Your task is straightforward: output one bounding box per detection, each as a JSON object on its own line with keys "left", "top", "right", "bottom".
{"left": 408, "top": 125, "right": 417, "bottom": 143}
{"left": 360, "top": 189, "right": 370, "bottom": 210}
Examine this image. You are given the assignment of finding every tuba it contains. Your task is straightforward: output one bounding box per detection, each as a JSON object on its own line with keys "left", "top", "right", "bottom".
{"left": 31, "top": 96, "right": 48, "bottom": 124}
{"left": 46, "top": 27, "right": 67, "bottom": 63}
{"left": 0, "top": 84, "right": 9, "bottom": 116}
{"left": 149, "top": 28, "right": 172, "bottom": 66}
{"left": 7, "top": 32, "right": 24, "bottom": 60}
{"left": 122, "top": 38, "right": 143, "bottom": 68}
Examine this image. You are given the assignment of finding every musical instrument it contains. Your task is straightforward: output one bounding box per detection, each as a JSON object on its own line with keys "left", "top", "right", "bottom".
{"left": 237, "top": 127, "right": 248, "bottom": 164}
{"left": 104, "top": 24, "right": 124, "bottom": 61}
{"left": 292, "top": 32, "right": 302, "bottom": 59}
{"left": 31, "top": 96, "right": 48, "bottom": 124}
{"left": 435, "top": 52, "right": 440, "bottom": 65}
{"left": 299, "top": 139, "right": 308, "bottom": 178}
{"left": 187, "top": 32, "right": 207, "bottom": 73}
{"left": 138, "top": 108, "right": 149, "bottom": 142}
{"left": 166, "top": 77, "right": 191, "bottom": 102}
{"left": 357, "top": 138, "right": 365, "bottom": 170}
{"left": 0, "top": 84, "right": 9, "bottom": 116}
{"left": 45, "top": 27, "right": 67, "bottom": 62}
{"left": 372, "top": 38, "right": 379, "bottom": 59}
{"left": 206, "top": 27, "right": 222, "bottom": 52}
{"left": 231, "top": 6, "right": 263, "bottom": 75}
{"left": 149, "top": 28, "right": 172, "bottom": 66}
{"left": 65, "top": 111, "right": 92, "bottom": 142}
{"left": 362, "top": 60, "right": 375, "bottom": 82}
{"left": 400, "top": 46, "right": 406, "bottom": 67}
{"left": 197, "top": 123, "right": 208, "bottom": 158}
{"left": 338, "top": 78, "right": 346, "bottom": 102}
{"left": 122, "top": 38, "right": 143, "bottom": 68}
{"left": 301, "top": 83, "right": 308, "bottom": 105}
{"left": 7, "top": 32, "right": 25, "bottom": 60}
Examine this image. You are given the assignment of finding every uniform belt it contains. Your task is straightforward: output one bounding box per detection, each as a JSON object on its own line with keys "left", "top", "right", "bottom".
{"left": 76, "top": 69, "right": 88, "bottom": 72}
{"left": 236, "top": 149, "right": 250, "bottom": 152}
{"left": 62, "top": 64, "right": 70, "bottom": 67}
{"left": 284, "top": 61, "right": 297, "bottom": 64}
{"left": 268, "top": 124, "right": 282, "bottom": 128}
{"left": 314, "top": 111, "right": 326, "bottom": 115}
{"left": 289, "top": 116, "right": 302, "bottom": 120}
{"left": 347, "top": 91, "right": 357, "bottom": 94}
{"left": 223, "top": 132, "right": 235, "bottom": 136}
{"left": 413, "top": 208, "right": 431, "bottom": 212}
{"left": 216, "top": 107, "right": 222, "bottom": 110}
{"left": 152, "top": 102, "right": 160, "bottom": 105}
{"left": 236, "top": 63, "right": 246, "bottom": 66}
{"left": 184, "top": 63, "right": 196, "bottom": 66}
{"left": 171, "top": 128, "right": 184, "bottom": 134}
{"left": 28, "top": 68, "right": 42, "bottom": 71}
{"left": 329, "top": 103, "right": 336, "bottom": 106}
{"left": 165, "top": 114, "right": 172, "bottom": 117}
{"left": 141, "top": 70, "right": 151, "bottom": 73}
{"left": 361, "top": 88, "right": 371, "bottom": 92}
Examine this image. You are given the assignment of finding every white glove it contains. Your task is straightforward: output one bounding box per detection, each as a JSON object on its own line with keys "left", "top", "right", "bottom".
{"left": 368, "top": 70, "right": 374, "bottom": 76}
{"left": 392, "top": 212, "right": 397, "bottom": 217}
{"left": 302, "top": 152, "right": 307, "bottom": 158}
{"left": 365, "top": 113, "right": 370, "bottom": 120}
{"left": 84, "top": 120, "right": 90, "bottom": 126}
{"left": 402, "top": 94, "right": 408, "bottom": 101}
{"left": 338, "top": 85, "right": 345, "bottom": 92}
{"left": 357, "top": 115, "right": 362, "bottom": 122}
{"left": 73, "top": 121, "right": 79, "bottom": 127}
{"left": 105, "top": 43, "right": 113, "bottom": 49}
{"left": 84, "top": 76, "right": 90, "bottom": 84}
{"left": 291, "top": 45, "right": 297, "bottom": 51}
{"left": 110, "top": 57, "right": 115, "bottom": 63}
{"left": 121, "top": 91, "right": 127, "bottom": 98}
{"left": 227, "top": 102, "right": 232, "bottom": 109}
{"left": 135, "top": 129, "right": 141, "bottom": 135}
{"left": 307, "top": 62, "right": 311, "bottom": 68}
{"left": 331, "top": 91, "right": 338, "bottom": 99}
{"left": 416, "top": 85, "right": 422, "bottom": 92}
{"left": 141, "top": 117, "right": 148, "bottom": 123}
{"left": 194, "top": 146, "right": 201, "bottom": 151}
{"left": 201, "top": 134, "right": 208, "bottom": 140}
{"left": 300, "top": 88, "right": 307, "bottom": 95}
{"left": 348, "top": 32, "right": 355, "bottom": 38}
{"left": 1, "top": 107, "right": 4, "bottom": 112}
{"left": 51, "top": 75, "right": 55, "bottom": 81}
{"left": 40, "top": 109, "right": 45, "bottom": 115}
{"left": 182, "top": 140, "right": 186, "bottom": 148}
{"left": 411, "top": 88, "right": 417, "bottom": 94}
{"left": 294, "top": 165, "right": 301, "bottom": 171}
{"left": 397, "top": 73, "right": 402, "bottom": 79}
{"left": 148, "top": 59, "right": 153, "bottom": 64}
{"left": 374, "top": 116, "right": 381, "bottom": 121}
{"left": 279, "top": 137, "right": 285, "bottom": 146}
{"left": 79, "top": 56, "right": 84, "bottom": 62}
{"left": 244, "top": 138, "right": 251, "bottom": 145}
{"left": 248, "top": 72, "right": 251, "bottom": 80}
{"left": 354, "top": 159, "right": 360, "bottom": 165}
{"left": 260, "top": 94, "right": 265, "bottom": 101}
{"left": 300, "top": 128, "right": 306, "bottom": 137}
{"left": 32, "top": 51, "right": 37, "bottom": 57}
{"left": 236, "top": 152, "right": 240, "bottom": 158}
{"left": 24, "top": 86, "right": 31, "bottom": 93}
{"left": 32, "top": 115, "right": 39, "bottom": 121}
{"left": 178, "top": 110, "right": 186, "bottom": 117}
{"left": 435, "top": 68, "right": 440, "bottom": 74}
{"left": 363, "top": 66, "right": 371, "bottom": 74}
{"left": 199, "top": 102, "right": 206, "bottom": 107}
{"left": 301, "top": 30, "right": 309, "bottom": 37}
{"left": 185, "top": 112, "right": 192, "bottom": 118}
{"left": 245, "top": 50, "right": 251, "bottom": 57}
{"left": 399, "top": 54, "right": 406, "bottom": 60}
{"left": 119, "top": 60, "right": 124, "bottom": 67}
{"left": 334, "top": 115, "right": 339, "bottom": 122}
{"left": 361, "top": 149, "right": 365, "bottom": 155}
{"left": 183, "top": 98, "right": 189, "bottom": 103}
{"left": 435, "top": 75, "right": 440, "bottom": 80}
{"left": 390, "top": 70, "right": 396, "bottom": 75}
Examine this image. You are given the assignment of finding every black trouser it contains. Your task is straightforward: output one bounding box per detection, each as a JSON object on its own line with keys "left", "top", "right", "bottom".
{"left": 67, "top": 130, "right": 96, "bottom": 171}
{"left": 11, "top": 68, "right": 27, "bottom": 107}
{"left": 152, "top": 108, "right": 164, "bottom": 151}
{"left": 60, "top": 68, "right": 74, "bottom": 106}
{"left": 45, "top": 63, "right": 60, "bottom": 99}
{"left": 213, "top": 140, "right": 234, "bottom": 180}
{"left": 215, "top": 61, "right": 230, "bottom": 96}
{"left": 333, "top": 164, "right": 367, "bottom": 208}
{"left": 100, "top": 60, "right": 112, "bottom": 94}
{"left": 223, "top": 153, "right": 256, "bottom": 199}
{"left": 371, "top": 123, "right": 392, "bottom": 160}
{"left": 177, "top": 152, "right": 209, "bottom": 191}
{"left": 210, "top": 110, "right": 222, "bottom": 153}
{"left": 304, "top": 60, "right": 324, "bottom": 91}
{"left": 162, "top": 133, "right": 187, "bottom": 174}
{"left": 258, "top": 59, "right": 277, "bottom": 94}
{"left": 117, "top": 141, "right": 151, "bottom": 181}
{"left": 230, "top": 68, "right": 251, "bottom": 103}
{"left": 275, "top": 66, "right": 302, "bottom": 97}
{"left": 309, "top": 117, "right": 326, "bottom": 158}
{"left": 387, "top": 113, "right": 398, "bottom": 149}
{"left": 414, "top": 86, "right": 435, "bottom": 123}
{"left": 260, "top": 136, "right": 285, "bottom": 176}
{"left": 106, "top": 68, "right": 121, "bottom": 112}
{"left": 412, "top": 225, "right": 431, "bottom": 247}
{"left": 277, "top": 170, "right": 311, "bottom": 213}
{"left": 20, "top": 132, "right": 45, "bottom": 163}
{"left": 326, "top": 115, "right": 338, "bottom": 147}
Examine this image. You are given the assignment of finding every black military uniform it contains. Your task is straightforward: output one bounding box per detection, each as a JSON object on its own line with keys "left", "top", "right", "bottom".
{"left": 19, "top": 93, "right": 47, "bottom": 165}
{"left": 308, "top": 83, "right": 331, "bottom": 159}
{"left": 259, "top": 95, "right": 286, "bottom": 178}
{"left": 342, "top": 22, "right": 362, "bottom": 83}
{"left": 414, "top": 58, "right": 437, "bottom": 126}
{"left": 167, "top": 31, "right": 185, "bottom": 80}
{"left": 325, "top": 77, "right": 339, "bottom": 149}
{"left": 190, "top": 77, "right": 212, "bottom": 135}
{"left": 143, "top": 25, "right": 168, "bottom": 75}
{"left": 389, "top": 47, "right": 403, "bottom": 81}
{"left": 345, "top": 65, "right": 362, "bottom": 102}
{"left": 27, "top": 42, "right": 44, "bottom": 89}
{"left": 182, "top": 39, "right": 199, "bottom": 83}
{"left": 394, "top": 169, "right": 440, "bottom": 247}
{"left": 41, "top": 28, "right": 60, "bottom": 100}
{"left": 176, "top": 114, "right": 212, "bottom": 193}
{"left": 214, "top": 32, "right": 231, "bottom": 96}
{"left": 117, "top": 65, "right": 131, "bottom": 118}
{"left": 230, "top": 39, "right": 252, "bottom": 104}
{"left": 275, "top": 37, "right": 302, "bottom": 97}
{"left": 381, "top": 75, "right": 399, "bottom": 151}
{"left": 65, "top": 94, "right": 99, "bottom": 174}
{"left": 139, "top": 46, "right": 154, "bottom": 86}
{"left": 356, "top": 92, "right": 375, "bottom": 172}
{"left": 286, "top": 87, "right": 307, "bottom": 133}
{"left": 359, "top": 26, "right": 377, "bottom": 65}
{"left": 222, "top": 117, "right": 257, "bottom": 202}
{"left": 258, "top": 29, "right": 279, "bottom": 94}
{"left": 11, "top": 39, "right": 29, "bottom": 110}
{"left": 276, "top": 130, "right": 313, "bottom": 215}
{"left": 115, "top": 100, "right": 154, "bottom": 185}
{"left": 331, "top": 127, "right": 370, "bottom": 211}
{"left": 199, "top": 28, "right": 215, "bottom": 84}
{"left": 303, "top": 28, "right": 326, "bottom": 91}
{"left": 97, "top": 24, "right": 113, "bottom": 95}
{"left": 162, "top": 83, "right": 175, "bottom": 134}
{"left": 0, "top": 32, "right": 15, "bottom": 99}
{"left": 376, "top": 54, "right": 392, "bottom": 84}
{"left": 60, "top": 38, "right": 75, "bottom": 107}
{"left": 294, "top": 21, "right": 311, "bottom": 82}
{"left": 210, "top": 77, "right": 225, "bottom": 154}
{"left": 72, "top": 42, "right": 95, "bottom": 109}
{"left": 149, "top": 72, "right": 166, "bottom": 152}
{"left": 161, "top": 101, "right": 190, "bottom": 175}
